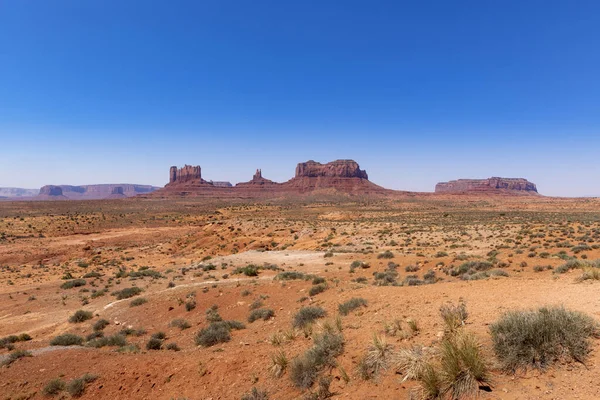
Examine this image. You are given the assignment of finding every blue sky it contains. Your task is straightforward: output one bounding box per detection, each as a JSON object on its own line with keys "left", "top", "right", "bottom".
{"left": 1, "top": 1, "right": 599, "bottom": 196}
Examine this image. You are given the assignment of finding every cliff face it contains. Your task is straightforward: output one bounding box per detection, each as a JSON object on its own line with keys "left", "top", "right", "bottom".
{"left": 294, "top": 160, "right": 368, "bottom": 179}
{"left": 169, "top": 165, "right": 202, "bottom": 184}
{"left": 435, "top": 177, "right": 538, "bottom": 194}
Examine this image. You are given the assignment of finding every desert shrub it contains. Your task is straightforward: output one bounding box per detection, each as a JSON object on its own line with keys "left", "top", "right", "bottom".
{"left": 88, "top": 334, "right": 127, "bottom": 348}
{"left": 146, "top": 337, "right": 163, "bottom": 350}
{"left": 43, "top": 379, "right": 66, "bottom": 396}
{"left": 338, "top": 298, "right": 367, "bottom": 316}
{"left": 290, "top": 332, "right": 344, "bottom": 389}
{"left": 67, "top": 374, "right": 97, "bottom": 397}
{"left": 195, "top": 320, "right": 245, "bottom": 347}
{"left": 0, "top": 334, "right": 31, "bottom": 349}
{"left": 130, "top": 297, "right": 148, "bottom": 307}
{"left": 554, "top": 259, "right": 592, "bottom": 274}
{"left": 249, "top": 299, "right": 263, "bottom": 310}
{"left": 170, "top": 318, "right": 191, "bottom": 330}
{"left": 128, "top": 268, "right": 163, "bottom": 279}
{"left": 293, "top": 307, "right": 327, "bottom": 328}
{"left": 185, "top": 299, "right": 197, "bottom": 311}
{"left": 309, "top": 283, "right": 327, "bottom": 296}
{"left": 439, "top": 301, "right": 468, "bottom": 333}
{"left": 405, "top": 265, "right": 420, "bottom": 272}
{"left": 373, "top": 270, "right": 398, "bottom": 286}
{"left": 241, "top": 387, "right": 269, "bottom": 400}
{"left": 270, "top": 350, "right": 288, "bottom": 378}
{"left": 358, "top": 335, "right": 394, "bottom": 380}
{"left": 166, "top": 342, "right": 180, "bottom": 351}
{"left": 51, "top": 333, "right": 84, "bottom": 346}
{"left": 402, "top": 275, "right": 424, "bottom": 286}
{"left": 69, "top": 310, "right": 93, "bottom": 323}
{"left": 151, "top": 332, "right": 166, "bottom": 340}
{"left": 233, "top": 265, "right": 259, "bottom": 277}
{"left": 312, "top": 276, "right": 326, "bottom": 285}
{"left": 112, "top": 286, "right": 142, "bottom": 299}
{"left": 1, "top": 349, "right": 32, "bottom": 366}
{"left": 276, "top": 271, "right": 304, "bottom": 280}
{"left": 393, "top": 345, "right": 432, "bottom": 382}
{"left": 490, "top": 306, "right": 598, "bottom": 371}
{"left": 423, "top": 270, "right": 437, "bottom": 284}
{"left": 86, "top": 331, "right": 103, "bottom": 341}
{"left": 82, "top": 271, "right": 102, "bottom": 279}
{"left": 248, "top": 308, "right": 275, "bottom": 323}
{"left": 451, "top": 261, "right": 493, "bottom": 276}
{"left": 578, "top": 268, "right": 600, "bottom": 281}
{"left": 206, "top": 306, "right": 223, "bottom": 322}
{"left": 60, "top": 279, "right": 86, "bottom": 289}
{"left": 93, "top": 319, "right": 109, "bottom": 331}
{"left": 439, "top": 331, "right": 490, "bottom": 399}
{"left": 418, "top": 363, "right": 442, "bottom": 399}
{"left": 377, "top": 251, "right": 394, "bottom": 259}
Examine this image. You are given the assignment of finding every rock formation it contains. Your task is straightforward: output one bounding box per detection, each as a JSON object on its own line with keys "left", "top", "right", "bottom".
{"left": 0, "top": 188, "right": 39, "bottom": 198}
{"left": 435, "top": 177, "right": 538, "bottom": 194}
{"left": 295, "top": 160, "right": 368, "bottom": 179}
{"left": 285, "top": 160, "right": 382, "bottom": 193}
{"left": 210, "top": 181, "right": 233, "bottom": 187}
{"left": 106, "top": 186, "right": 127, "bottom": 199}
{"left": 39, "top": 185, "right": 64, "bottom": 196}
{"left": 236, "top": 169, "right": 277, "bottom": 187}
{"left": 169, "top": 165, "right": 202, "bottom": 184}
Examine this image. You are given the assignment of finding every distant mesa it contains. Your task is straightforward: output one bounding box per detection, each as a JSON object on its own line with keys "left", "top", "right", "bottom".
{"left": 0, "top": 188, "right": 39, "bottom": 198}
{"left": 435, "top": 177, "right": 538, "bottom": 194}
{"left": 31, "top": 184, "right": 159, "bottom": 200}
{"left": 285, "top": 159, "right": 382, "bottom": 193}
{"left": 210, "top": 181, "right": 233, "bottom": 188}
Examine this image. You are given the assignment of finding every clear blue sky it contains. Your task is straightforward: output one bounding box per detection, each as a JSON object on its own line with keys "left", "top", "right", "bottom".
{"left": 1, "top": 1, "right": 599, "bottom": 196}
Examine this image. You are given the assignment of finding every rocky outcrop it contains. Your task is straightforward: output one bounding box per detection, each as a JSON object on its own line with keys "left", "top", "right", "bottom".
{"left": 106, "top": 186, "right": 127, "bottom": 199}
{"left": 169, "top": 165, "right": 202, "bottom": 184}
{"left": 435, "top": 177, "right": 538, "bottom": 194}
{"left": 210, "top": 181, "right": 233, "bottom": 187}
{"left": 236, "top": 169, "right": 277, "bottom": 187}
{"left": 295, "top": 160, "right": 368, "bottom": 179}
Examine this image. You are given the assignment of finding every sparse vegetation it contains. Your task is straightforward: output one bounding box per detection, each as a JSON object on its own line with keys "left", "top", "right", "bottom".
{"left": 338, "top": 298, "right": 367, "bottom": 316}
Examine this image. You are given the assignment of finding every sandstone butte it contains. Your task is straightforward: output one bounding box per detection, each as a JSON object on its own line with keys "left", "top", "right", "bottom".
{"left": 435, "top": 177, "right": 538, "bottom": 194}
{"left": 35, "top": 184, "right": 159, "bottom": 200}
{"left": 157, "top": 159, "right": 387, "bottom": 198}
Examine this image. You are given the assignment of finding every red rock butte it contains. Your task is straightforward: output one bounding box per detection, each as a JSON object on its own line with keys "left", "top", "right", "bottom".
{"left": 154, "top": 159, "right": 387, "bottom": 197}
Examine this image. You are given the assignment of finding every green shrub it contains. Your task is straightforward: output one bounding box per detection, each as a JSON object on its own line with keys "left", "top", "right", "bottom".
{"left": 308, "top": 283, "right": 327, "bottom": 296}
{"left": 275, "top": 271, "right": 307, "bottom": 280}
{"left": 292, "top": 307, "right": 327, "bottom": 328}
{"left": 377, "top": 251, "right": 394, "bottom": 259}
{"left": 93, "top": 319, "right": 110, "bottom": 331}
{"left": 43, "top": 379, "right": 66, "bottom": 396}
{"left": 195, "top": 321, "right": 245, "bottom": 347}
{"left": 51, "top": 333, "right": 84, "bottom": 346}
{"left": 67, "top": 374, "right": 97, "bottom": 397}
{"left": 290, "top": 332, "right": 344, "bottom": 389}
{"left": 248, "top": 308, "right": 275, "bottom": 323}
{"left": 130, "top": 297, "right": 148, "bottom": 307}
{"left": 146, "top": 337, "right": 163, "bottom": 350}
{"left": 490, "top": 306, "right": 598, "bottom": 371}
{"left": 338, "top": 298, "right": 367, "bottom": 316}
{"left": 233, "top": 265, "right": 259, "bottom": 277}
{"left": 439, "top": 301, "right": 468, "bottom": 333}
{"left": 112, "top": 287, "right": 142, "bottom": 300}
{"left": 1, "top": 349, "right": 32, "bottom": 366}
{"left": 68, "top": 310, "right": 93, "bottom": 323}
{"left": 60, "top": 279, "right": 86, "bottom": 289}
{"left": 170, "top": 318, "right": 191, "bottom": 330}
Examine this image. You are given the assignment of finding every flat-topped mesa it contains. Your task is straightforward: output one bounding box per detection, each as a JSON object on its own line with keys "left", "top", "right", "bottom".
{"left": 210, "top": 181, "right": 233, "bottom": 188}
{"left": 169, "top": 165, "right": 202, "bottom": 185}
{"left": 295, "top": 159, "right": 368, "bottom": 179}
{"left": 39, "top": 185, "right": 64, "bottom": 196}
{"left": 435, "top": 177, "right": 538, "bottom": 194}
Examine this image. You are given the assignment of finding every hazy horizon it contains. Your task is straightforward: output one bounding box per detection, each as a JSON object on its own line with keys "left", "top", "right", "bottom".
{"left": 1, "top": 1, "right": 599, "bottom": 197}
